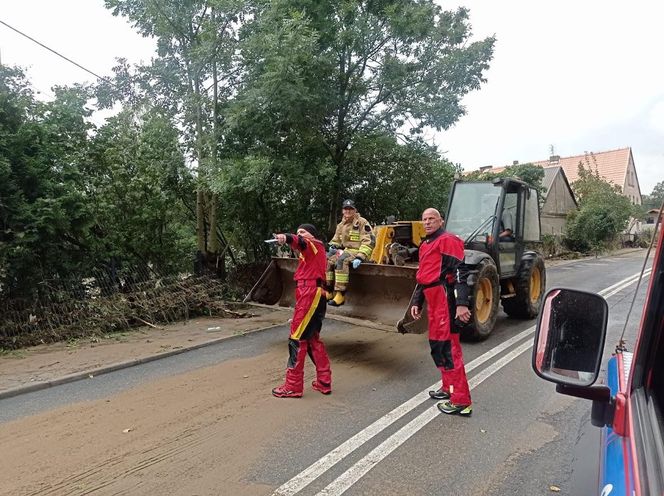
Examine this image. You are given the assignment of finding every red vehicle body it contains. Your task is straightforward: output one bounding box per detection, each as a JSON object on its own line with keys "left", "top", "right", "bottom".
{"left": 532, "top": 210, "right": 664, "bottom": 495}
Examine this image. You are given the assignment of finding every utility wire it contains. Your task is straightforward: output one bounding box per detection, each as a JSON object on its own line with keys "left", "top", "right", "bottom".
{"left": 0, "top": 18, "right": 115, "bottom": 85}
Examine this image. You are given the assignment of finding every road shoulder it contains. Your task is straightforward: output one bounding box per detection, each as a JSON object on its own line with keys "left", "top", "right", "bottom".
{"left": 0, "top": 306, "right": 291, "bottom": 399}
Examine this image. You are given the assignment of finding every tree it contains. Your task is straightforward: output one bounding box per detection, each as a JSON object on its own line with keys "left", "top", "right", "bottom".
{"left": 1, "top": 65, "right": 197, "bottom": 299}
{"left": 564, "top": 163, "right": 634, "bottom": 254}
{"left": 463, "top": 163, "right": 547, "bottom": 202}
{"left": 87, "top": 108, "right": 196, "bottom": 274}
{"left": 342, "top": 135, "right": 458, "bottom": 221}
{"left": 101, "top": 0, "right": 246, "bottom": 274}
{"left": 643, "top": 180, "right": 664, "bottom": 210}
{"left": 230, "top": 0, "right": 495, "bottom": 232}
{"left": 210, "top": 134, "right": 458, "bottom": 259}
{"left": 0, "top": 67, "right": 95, "bottom": 298}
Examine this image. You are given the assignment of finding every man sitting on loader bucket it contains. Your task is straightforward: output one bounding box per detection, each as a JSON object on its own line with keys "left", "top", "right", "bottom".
{"left": 326, "top": 199, "right": 375, "bottom": 307}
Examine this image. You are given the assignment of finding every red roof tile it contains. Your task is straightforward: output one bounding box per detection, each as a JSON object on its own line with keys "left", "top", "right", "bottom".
{"left": 531, "top": 148, "right": 631, "bottom": 187}
{"left": 465, "top": 147, "right": 633, "bottom": 190}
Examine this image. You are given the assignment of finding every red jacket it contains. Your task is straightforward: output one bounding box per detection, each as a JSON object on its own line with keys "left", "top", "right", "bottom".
{"left": 285, "top": 234, "right": 326, "bottom": 283}
{"left": 413, "top": 228, "right": 469, "bottom": 308}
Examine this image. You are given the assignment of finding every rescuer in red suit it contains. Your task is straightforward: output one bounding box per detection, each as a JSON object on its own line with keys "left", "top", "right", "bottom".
{"left": 271, "top": 224, "right": 332, "bottom": 398}
{"left": 410, "top": 208, "right": 473, "bottom": 416}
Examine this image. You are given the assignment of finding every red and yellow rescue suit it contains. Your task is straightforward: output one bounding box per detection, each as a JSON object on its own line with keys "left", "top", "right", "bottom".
{"left": 412, "top": 227, "right": 472, "bottom": 407}
{"left": 277, "top": 233, "right": 332, "bottom": 396}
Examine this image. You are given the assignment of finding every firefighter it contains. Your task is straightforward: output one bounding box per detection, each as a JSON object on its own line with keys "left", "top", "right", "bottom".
{"left": 326, "top": 199, "right": 375, "bottom": 307}
{"left": 271, "top": 224, "right": 332, "bottom": 398}
{"left": 409, "top": 208, "right": 473, "bottom": 416}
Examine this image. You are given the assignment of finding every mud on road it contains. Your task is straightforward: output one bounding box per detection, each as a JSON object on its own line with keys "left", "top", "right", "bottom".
{"left": 0, "top": 308, "right": 427, "bottom": 496}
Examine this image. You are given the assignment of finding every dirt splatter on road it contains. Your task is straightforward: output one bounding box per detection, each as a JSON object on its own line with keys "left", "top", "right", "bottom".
{"left": 0, "top": 310, "right": 427, "bottom": 496}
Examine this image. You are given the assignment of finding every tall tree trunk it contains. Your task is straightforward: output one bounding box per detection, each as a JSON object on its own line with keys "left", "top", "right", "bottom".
{"left": 208, "top": 51, "right": 220, "bottom": 255}
{"left": 327, "top": 146, "right": 346, "bottom": 234}
{"left": 196, "top": 189, "right": 206, "bottom": 252}
{"left": 193, "top": 74, "right": 208, "bottom": 265}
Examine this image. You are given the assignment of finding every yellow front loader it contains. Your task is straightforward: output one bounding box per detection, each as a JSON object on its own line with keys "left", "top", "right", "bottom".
{"left": 246, "top": 178, "right": 547, "bottom": 341}
{"left": 244, "top": 221, "right": 428, "bottom": 333}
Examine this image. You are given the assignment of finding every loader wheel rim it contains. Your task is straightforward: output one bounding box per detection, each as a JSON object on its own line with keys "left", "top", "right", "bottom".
{"left": 475, "top": 278, "right": 493, "bottom": 323}
{"left": 530, "top": 265, "right": 542, "bottom": 303}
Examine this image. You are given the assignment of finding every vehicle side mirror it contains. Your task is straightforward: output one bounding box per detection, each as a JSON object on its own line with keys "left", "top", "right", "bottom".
{"left": 532, "top": 288, "right": 609, "bottom": 387}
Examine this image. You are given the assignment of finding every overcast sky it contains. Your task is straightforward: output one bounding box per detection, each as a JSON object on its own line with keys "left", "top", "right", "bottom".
{"left": 1, "top": 1, "right": 662, "bottom": 193}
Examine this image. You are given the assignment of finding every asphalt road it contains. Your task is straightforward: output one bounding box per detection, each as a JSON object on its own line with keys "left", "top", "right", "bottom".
{"left": 0, "top": 250, "right": 652, "bottom": 496}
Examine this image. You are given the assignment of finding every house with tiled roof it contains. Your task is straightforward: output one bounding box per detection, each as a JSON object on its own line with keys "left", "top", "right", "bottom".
{"left": 532, "top": 147, "right": 642, "bottom": 205}
{"left": 474, "top": 147, "right": 642, "bottom": 203}
{"left": 465, "top": 147, "right": 643, "bottom": 235}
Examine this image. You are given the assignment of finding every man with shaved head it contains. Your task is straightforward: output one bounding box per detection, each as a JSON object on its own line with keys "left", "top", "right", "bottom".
{"left": 410, "top": 207, "right": 473, "bottom": 416}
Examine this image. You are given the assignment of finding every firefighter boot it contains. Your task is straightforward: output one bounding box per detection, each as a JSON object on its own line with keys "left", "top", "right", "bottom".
{"left": 328, "top": 291, "right": 345, "bottom": 307}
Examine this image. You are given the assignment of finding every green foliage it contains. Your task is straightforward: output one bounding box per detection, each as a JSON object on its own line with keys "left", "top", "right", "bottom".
{"left": 464, "top": 163, "right": 547, "bottom": 202}
{"left": 210, "top": 153, "right": 327, "bottom": 259}
{"left": 637, "top": 227, "right": 656, "bottom": 248}
{"left": 231, "top": 0, "right": 494, "bottom": 231}
{"left": 88, "top": 109, "right": 196, "bottom": 273}
{"left": 642, "top": 180, "right": 664, "bottom": 210}
{"left": 0, "top": 67, "right": 96, "bottom": 297}
{"left": 4, "top": 0, "right": 497, "bottom": 303}
{"left": 0, "top": 65, "right": 195, "bottom": 299}
{"left": 563, "top": 163, "right": 634, "bottom": 254}
{"left": 565, "top": 204, "right": 620, "bottom": 253}
{"left": 540, "top": 233, "right": 559, "bottom": 258}
{"left": 342, "top": 135, "right": 457, "bottom": 221}
{"left": 210, "top": 134, "right": 457, "bottom": 259}
{"left": 101, "top": 0, "right": 244, "bottom": 148}
{"left": 101, "top": 0, "right": 248, "bottom": 260}
{"left": 97, "top": 0, "right": 494, "bottom": 259}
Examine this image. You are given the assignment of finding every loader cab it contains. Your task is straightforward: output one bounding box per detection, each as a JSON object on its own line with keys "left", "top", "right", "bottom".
{"left": 494, "top": 178, "right": 541, "bottom": 278}
{"left": 443, "top": 178, "right": 545, "bottom": 340}
{"left": 445, "top": 178, "right": 541, "bottom": 279}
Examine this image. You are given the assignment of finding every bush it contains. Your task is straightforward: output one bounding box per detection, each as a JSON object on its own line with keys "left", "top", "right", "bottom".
{"left": 541, "top": 233, "right": 560, "bottom": 257}
{"left": 563, "top": 164, "right": 634, "bottom": 254}
{"left": 637, "top": 228, "right": 656, "bottom": 248}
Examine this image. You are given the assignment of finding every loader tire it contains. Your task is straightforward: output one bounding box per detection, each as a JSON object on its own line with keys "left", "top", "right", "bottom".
{"left": 462, "top": 258, "right": 500, "bottom": 341}
{"left": 502, "top": 254, "right": 546, "bottom": 319}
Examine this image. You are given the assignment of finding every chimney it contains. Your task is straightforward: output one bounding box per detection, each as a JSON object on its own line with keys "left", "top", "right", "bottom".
{"left": 549, "top": 155, "right": 560, "bottom": 164}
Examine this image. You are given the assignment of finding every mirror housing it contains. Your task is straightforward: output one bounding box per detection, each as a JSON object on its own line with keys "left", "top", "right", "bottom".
{"left": 532, "top": 288, "right": 609, "bottom": 387}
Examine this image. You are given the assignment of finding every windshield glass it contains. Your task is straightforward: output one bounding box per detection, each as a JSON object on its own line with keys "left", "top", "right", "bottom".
{"left": 446, "top": 182, "right": 501, "bottom": 239}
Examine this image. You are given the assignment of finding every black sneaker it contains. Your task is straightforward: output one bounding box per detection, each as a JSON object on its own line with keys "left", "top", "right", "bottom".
{"left": 428, "top": 388, "right": 450, "bottom": 400}
{"left": 437, "top": 400, "right": 472, "bottom": 416}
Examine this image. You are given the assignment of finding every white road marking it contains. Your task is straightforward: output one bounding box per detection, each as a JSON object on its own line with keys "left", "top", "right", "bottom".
{"left": 272, "top": 327, "right": 535, "bottom": 496}
{"left": 601, "top": 270, "right": 650, "bottom": 299}
{"left": 316, "top": 341, "right": 534, "bottom": 496}
{"left": 273, "top": 269, "right": 649, "bottom": 496}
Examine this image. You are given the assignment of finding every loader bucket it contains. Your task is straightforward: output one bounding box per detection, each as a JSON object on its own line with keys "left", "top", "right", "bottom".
{"left": 244, "top": 257, "right": 428, "bottom": 334}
